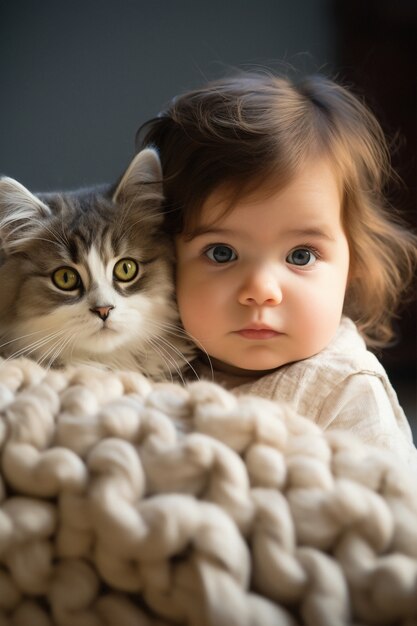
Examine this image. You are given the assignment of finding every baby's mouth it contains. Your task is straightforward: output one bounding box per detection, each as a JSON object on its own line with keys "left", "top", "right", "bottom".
{"left": 235, "top": 326, "right": 281, "bottom": 340}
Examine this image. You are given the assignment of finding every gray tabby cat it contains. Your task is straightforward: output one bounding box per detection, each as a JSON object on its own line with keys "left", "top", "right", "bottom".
{"left": 0, "top": 148, "right": 194, "bottom": 379}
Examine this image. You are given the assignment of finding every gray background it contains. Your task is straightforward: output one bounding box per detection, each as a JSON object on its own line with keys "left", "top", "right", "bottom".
{"left": 0, "top": 0, "right": 336, "bottom": 189}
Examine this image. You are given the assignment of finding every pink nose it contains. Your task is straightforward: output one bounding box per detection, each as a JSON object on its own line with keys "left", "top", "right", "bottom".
{"left": 90, "top": 305, "right": 114, "bottom": 321}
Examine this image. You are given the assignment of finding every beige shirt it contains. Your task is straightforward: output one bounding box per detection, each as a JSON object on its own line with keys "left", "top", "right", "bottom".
{"left": 192, "top": 317, "right": 417, "bottom": 475}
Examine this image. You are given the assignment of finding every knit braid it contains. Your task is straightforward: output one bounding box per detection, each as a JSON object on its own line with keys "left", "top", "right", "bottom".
{"left": 0, "top": 357, "right": 416, "bottom": 625}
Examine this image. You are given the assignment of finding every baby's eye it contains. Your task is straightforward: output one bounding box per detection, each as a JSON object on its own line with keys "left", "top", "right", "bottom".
{"left": 52, "top": 267, "right": 81, "bottom": 291}
{"left": 113, "top": 258, "right": 139, "bottom": 282}
{"left": 286, "top": 248, "right": 317, "bottom": 267}
{"left": 205, "top": 244, "right": 237, "bottom": 264}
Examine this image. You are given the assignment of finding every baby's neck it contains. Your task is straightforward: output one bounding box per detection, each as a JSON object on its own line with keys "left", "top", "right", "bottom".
{"left": 196, "top": 354, "right": 278, "bottom": 389}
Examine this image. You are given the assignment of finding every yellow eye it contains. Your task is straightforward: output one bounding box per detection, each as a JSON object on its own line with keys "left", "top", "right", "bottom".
{"left": 52, "top": 267, "right": 81, "bottom": 291}
{"left": 113, "top": 258, "right": 139, "bottom": 282}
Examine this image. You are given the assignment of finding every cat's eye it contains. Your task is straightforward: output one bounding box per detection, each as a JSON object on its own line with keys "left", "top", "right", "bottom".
{"left": 113, "top": 258, "right": 139, "bottom": 282}
{"left": 52, "top": 267, "right": 81, "bottom": 291}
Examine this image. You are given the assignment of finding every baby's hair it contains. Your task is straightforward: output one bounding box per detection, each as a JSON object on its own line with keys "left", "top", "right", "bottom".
{"left": 137, "top": 71, "right": 417, "bottom": 348}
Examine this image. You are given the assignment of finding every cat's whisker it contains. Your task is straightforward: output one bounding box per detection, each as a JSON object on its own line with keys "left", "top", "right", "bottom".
{"left": 38, "top": 338, "right": 64, "bottom": 369}
{"left": 37, "top": 328, "right": 70, "bottom": 365}
{"left": 0, "top": 326, "right": 60, "bottom": 351}
{"left": 41, "top": 221, "right": 71, "bottom": 249}
{"left": 146, "top": 319, "right": 190, "bottom": 337}
{"left": 68, "top": 333, "right": 78, "bottom": 365}
{"left": 4, "top": 328, "right": 67, "bottom": 359}
{"left": 43, "top": 331, "right": 76, "bottom": 369}
{"left": 152, "top": 337, "right": 193, "bottom": 385}
{"left": 13, "top": 333, "right": 69, "bottom": 363}
{"left": 145, "top": 337, "right": 177, "bottom": 383}
{"left": 150, "top": 332, "right": 200, "bottom": 382}
{"left": 57, "top": 209, "right": 71, "bottom": 249}
{"left": 139, "top": 317, "right": 190, "bottom": 341}
{"left": 146, "top": 319, "right": 213, "bottom": 381}
{"left": 5, "top": 328, "right": 69, "bottom": 363}
{"left": 144, "top": 341, "right": 173, "bottom": 383}
{"left": 170, "top": 330, "right": 213, "bottom": 380}
{"left": 123, "top": 320, "right": 179, "bottom": 382}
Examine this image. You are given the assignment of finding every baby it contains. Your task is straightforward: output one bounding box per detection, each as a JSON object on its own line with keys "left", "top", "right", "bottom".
{"left": 138, "top": 71, "right": 417, "bottom": 472}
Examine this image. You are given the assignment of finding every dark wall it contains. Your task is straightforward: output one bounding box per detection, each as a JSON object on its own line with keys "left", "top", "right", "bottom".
{"left": 0, "top": 0, "right": 336, "bottom": 190}
{"left": 334, "top": 0, "right": 417, "bottom": 379}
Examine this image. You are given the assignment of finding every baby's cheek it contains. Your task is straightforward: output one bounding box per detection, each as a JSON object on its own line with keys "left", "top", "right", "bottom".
{"left": 177, "top": 282, "right": 206, "bottom": 331}
{"left": 180, "top": 281, "right": 223, "bottom": 345}
{"left": 300, "top": 297, "right": 343, "bottom": 355}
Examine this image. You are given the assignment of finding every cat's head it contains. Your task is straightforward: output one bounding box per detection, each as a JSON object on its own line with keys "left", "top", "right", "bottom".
{"left": 0, "top": 149, "right": 193, "bottom": 376}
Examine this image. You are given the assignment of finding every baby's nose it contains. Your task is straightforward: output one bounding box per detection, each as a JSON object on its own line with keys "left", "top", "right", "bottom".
{"left": 238, "top": 266, "right": 283, "bottom": 306}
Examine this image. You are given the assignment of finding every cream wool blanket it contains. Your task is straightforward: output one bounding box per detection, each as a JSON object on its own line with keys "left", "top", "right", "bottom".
{"left": 0, "top": 357, "right": 416, "bottom": 626}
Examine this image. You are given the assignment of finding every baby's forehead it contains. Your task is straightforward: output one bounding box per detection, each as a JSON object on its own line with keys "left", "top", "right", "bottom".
{"left": 194, "top": 157, "right": 342, "bottom": 226}
{"left": 194, "top": 179, "right": 281, "bottom": 227}
{"left": 181, "top": 161, "right": 345, "bottom": 246}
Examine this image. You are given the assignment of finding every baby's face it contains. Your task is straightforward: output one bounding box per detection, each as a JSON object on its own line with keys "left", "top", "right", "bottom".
{"left": 175, "top": 158, "right": 350, "bottom": 373}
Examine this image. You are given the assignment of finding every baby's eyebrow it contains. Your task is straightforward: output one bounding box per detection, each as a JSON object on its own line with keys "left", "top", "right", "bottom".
{"left": 185, "top": 226, "right": 235, "bottom": 241}
{"left": 284, "top": 227, "right": 335, "bottom": 241}
{"left": 186, "top": 225, "right": 335, "bottom": 242}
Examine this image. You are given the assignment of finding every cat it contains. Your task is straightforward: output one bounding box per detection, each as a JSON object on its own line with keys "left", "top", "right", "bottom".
{"left": 0, "top": 148, "right": 195, "bottom": 379}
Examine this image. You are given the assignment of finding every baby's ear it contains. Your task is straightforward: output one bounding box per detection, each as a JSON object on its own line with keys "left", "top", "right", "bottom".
{"left": 0, "top": 177, "right": 51, "bottom": 252}
{"left": 112, "top": 148, "right": 164, "bottom": 226}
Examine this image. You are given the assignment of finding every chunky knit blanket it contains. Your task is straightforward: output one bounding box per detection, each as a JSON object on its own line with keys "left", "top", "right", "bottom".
{"left": 0, "top": 357, "right": 416, "bottom": 626}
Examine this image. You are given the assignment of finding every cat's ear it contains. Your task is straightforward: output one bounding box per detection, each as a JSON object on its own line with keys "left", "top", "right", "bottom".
{"left": 0, "top": 177, "right": 51, "bottom": 251}
{"left": 112, "top": 148, "right": 164, "bottom": 225}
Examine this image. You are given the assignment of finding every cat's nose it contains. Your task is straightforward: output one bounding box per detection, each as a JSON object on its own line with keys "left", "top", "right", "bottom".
{"left": 90, "top": 305, "right": 114, "bottom": 321}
